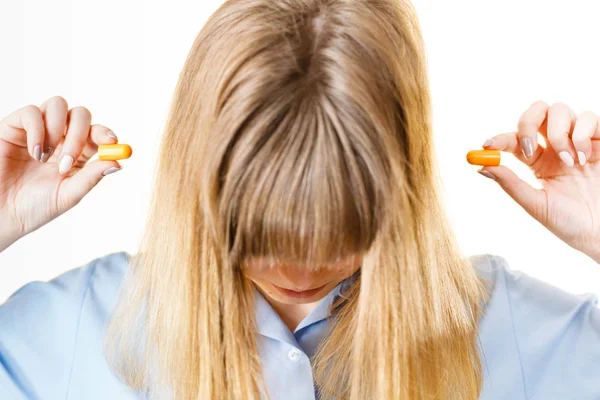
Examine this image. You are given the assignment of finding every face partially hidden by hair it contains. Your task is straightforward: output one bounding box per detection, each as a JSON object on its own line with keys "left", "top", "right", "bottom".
{"left": 241, "top": 253, "right": 363, "bottom": 305}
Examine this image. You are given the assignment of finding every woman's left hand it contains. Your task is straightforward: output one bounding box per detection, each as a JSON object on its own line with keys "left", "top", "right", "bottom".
{"left": 479, "top": 100, "right": 600, "bottom": 263}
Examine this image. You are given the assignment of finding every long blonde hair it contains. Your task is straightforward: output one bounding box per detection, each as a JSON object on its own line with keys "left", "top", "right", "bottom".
{"left": 104, "top": 0, "right": 488, "bottom": 398}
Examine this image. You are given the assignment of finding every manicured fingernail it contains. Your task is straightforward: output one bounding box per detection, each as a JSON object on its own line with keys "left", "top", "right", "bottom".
{"left": 40, "top": 146, "right": 53, "bottom": 163}
{"left": 58, "top": 155, "right": 74, "bottom": 174}
{"left": 477, "top": 169, "right": 496, "bottom": 180}
{"left": 106, "top": 131, "right": 118, "bottom": 140}
{"left": 559, "top": 151, "right": 574, "bottom": 167}
{"left": 482, "top": 138, "right": 494, "bottom": 147}
{"left": 33, "top": 144, "right": 42, "bottom": 161}
{"left": 521, "top": 137, "right": 534, "bottom": 159}
{"left": 102, "top": 166, "right": 123, "bottom": 176}
{"left": 577, "top": 151, "right": 587, "bottom": 166}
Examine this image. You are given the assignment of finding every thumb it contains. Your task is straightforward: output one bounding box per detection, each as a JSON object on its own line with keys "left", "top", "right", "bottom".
{"left": 58, "top": 159, "right": 122, "bottom": 209}
{"left": 479, "top": 165, "right": 547, "bottom": 222}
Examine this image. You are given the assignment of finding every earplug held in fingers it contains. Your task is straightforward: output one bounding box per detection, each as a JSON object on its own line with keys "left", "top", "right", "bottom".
{"left": 98, "top": 144, "right": 133, "bottom": 161}
{"left": 466, "top": 149, "right": 501, "bottom": 166}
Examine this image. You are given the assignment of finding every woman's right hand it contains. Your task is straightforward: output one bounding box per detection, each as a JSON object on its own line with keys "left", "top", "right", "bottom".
{"left": 0, "top": 96, "right": 123, "bottom": 252}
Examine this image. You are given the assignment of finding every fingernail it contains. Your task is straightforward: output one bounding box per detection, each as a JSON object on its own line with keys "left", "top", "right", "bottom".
{"left": 40, "top": 146, "right": 53, "bottom": 163}
{"left": 578, "top": 151, "right": 587, "bottom": 166}
{"left": 521, "top": 137, "right": 534, "bottom": 159}
{"left": 102, "top": 166, "right": 123, "bottom": 176}
{"left": 33, "top": 144, "right": 42, "bottom": 161}
{"left": 58, "top": 155, "right": 74, "bottom": 174}
{"left": 106, "top": 131, "right": 118, "bottom": 140}
{"left": 559, "top": 151, "right": 574, "bottom": 167}
{"left": 482, "top": 138, "right": 494, "bottom": 147}
{"left": 477, "top": 169, "right": 496, "bottom": 180}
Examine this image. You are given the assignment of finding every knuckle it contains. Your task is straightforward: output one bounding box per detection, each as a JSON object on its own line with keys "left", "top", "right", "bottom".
{"left": 531, "top": 99, "right": 549, "bottom": 109}
{"left": 70, "top": 106, "right": 92, "bottom": 119}
{"left": 48, "top": 95, "right": 68, "bottom": 108}
{"left": 549, "top": 102, "right": 574, "bottom": 119}
{"left": 550, "top": 101, "right": 568, "bottom": 110}
{"left": 578, "top": 110, "right": 597, "bottom": 121}
{"left": 22, "top": 104, "right": 40, "bottom": 115}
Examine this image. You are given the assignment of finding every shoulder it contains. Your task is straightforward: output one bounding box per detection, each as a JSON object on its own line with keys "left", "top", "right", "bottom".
{"left": 0, "top": 251, "right": 130, "bottom": 329}
{"left": 0, "top": 251, "right": 132, "bottom": 399}
{"left": 468, "top": 253, "right": 600, "bottom": 399}
{"left": 468, "top": 253, "right": 599, "bottom": 319}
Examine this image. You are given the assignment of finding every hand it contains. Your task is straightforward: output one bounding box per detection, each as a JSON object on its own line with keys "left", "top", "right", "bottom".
{"left": 477, "top": 100, "right": 600, "bottom": 263}
{"left": 0, "top": 96, "right": 122, "bottom": 252}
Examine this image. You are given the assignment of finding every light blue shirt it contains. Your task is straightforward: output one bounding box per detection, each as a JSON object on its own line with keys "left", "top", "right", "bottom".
{"left": 0, "top": 252, "right": 599, "bottom": 399}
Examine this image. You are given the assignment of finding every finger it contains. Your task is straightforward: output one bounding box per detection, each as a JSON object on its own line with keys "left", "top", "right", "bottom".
{"left": 38, "top": 96, "right": 68, "bottom": 163}
{"left": 571, "top": 111, "right": 600, "bottom": 166}
{"left": 58, "top": 159, "right": 123, "bottom": 210}
{"left": 57, "top": 106, "right": 92, "bottom": 175}
{"left": 547, "top": 102, "right": 577, "bottom": 167}
{"left": 479, "top": 165, "right": 547, "bottom": 223}
{"left": 0, "top": 105, "right": 46, "bottom": 161}
{"left": 80, "top": 124, "right": 119, "bottom": 161}
{"left": 517, "top": 100, "right": 549, "bottom": 160}
{"left": 482, "top": 131, "right": 544, "bottom": 166}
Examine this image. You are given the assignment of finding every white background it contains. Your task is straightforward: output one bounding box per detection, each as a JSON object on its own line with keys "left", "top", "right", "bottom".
{"left": 1, "top": 0, "right": 599, "bottom": 303}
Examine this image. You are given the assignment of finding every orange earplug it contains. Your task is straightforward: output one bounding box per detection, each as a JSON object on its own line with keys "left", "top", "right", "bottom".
{"left": 466, "top": 149, "right": 501, "bottom": 166}
{"left": 98, "top": 144, "right": 133, "bottom": 161}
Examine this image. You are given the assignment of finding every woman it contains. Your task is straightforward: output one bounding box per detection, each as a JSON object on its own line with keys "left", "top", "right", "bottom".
{"left": 0, "top": 0, "right": 598, "bottom": 399}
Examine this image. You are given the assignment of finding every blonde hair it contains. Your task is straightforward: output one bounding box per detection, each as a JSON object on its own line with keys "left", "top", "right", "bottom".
{"left": 104, "top": 0, "right": 488, "bottom": 399}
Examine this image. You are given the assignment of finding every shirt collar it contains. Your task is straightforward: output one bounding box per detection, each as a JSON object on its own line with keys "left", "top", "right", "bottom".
{"left": 253, "top": 273, "right": 358, "bottom": 344}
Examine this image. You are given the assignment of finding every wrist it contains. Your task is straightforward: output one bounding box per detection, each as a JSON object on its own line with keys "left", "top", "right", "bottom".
{"left": 0, "top": 237, "right": 16, "bottom": 253}
{"left": 0, "top": 225, "right": 20, "bottom": 254}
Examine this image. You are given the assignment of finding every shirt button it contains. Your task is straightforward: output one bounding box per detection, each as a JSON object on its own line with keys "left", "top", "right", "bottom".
{"left": 287, "top": 348, "right": 301, "bottom": 362}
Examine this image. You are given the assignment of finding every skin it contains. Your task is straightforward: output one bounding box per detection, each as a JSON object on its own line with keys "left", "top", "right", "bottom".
{"left": 1, "top": 96, "right": 600, "bottom": 329}
{"left": 242, "top": 253, "right": 363, "bottom": 331}
{"left": 479, "top": 101, "right": 600, "bottom": 264}
{"left": 0, "top": 96, "right": 121, "bottom": 252}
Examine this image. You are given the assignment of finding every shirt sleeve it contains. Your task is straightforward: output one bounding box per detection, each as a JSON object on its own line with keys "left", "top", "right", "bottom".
{"left": 0, "top": 258, "right": 98, "bottom": 400}
{"left": 494, "top": 255, "right": 600, "bottom": 399}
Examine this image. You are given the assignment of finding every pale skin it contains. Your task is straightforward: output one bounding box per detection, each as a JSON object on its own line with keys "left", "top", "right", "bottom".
{"left": 0, "top": 96, "right": 121, "bottom": 253}
{"left": 241, "top": 254, "right": 363, "bottom": 331}
{"left": 1, "top": 97, "right": 599, "bottom": 331}
{"left": 479, "top": 101, "right": 600, "bottom": 264}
